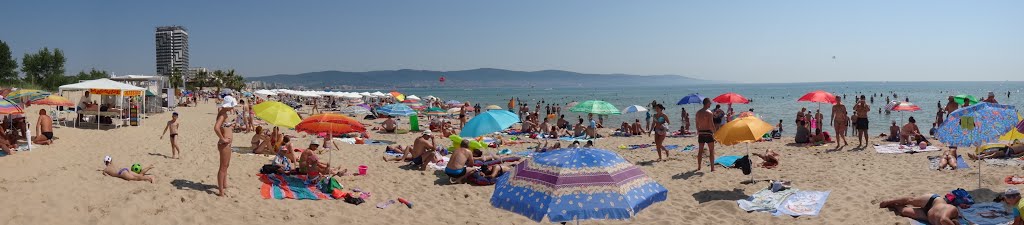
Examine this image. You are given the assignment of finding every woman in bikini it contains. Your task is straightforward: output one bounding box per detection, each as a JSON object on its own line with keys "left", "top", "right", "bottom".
{"left": 102, "top": 156, "right": 155, "bottom": 183}
{"left": 652, "top": 104, "right": 671, "bottom": 161}
{"left": 214, "top": 104, "right": 234, "bottom": 197}
{"left": 831, "top": 96, "right": 849, "bottom": 147}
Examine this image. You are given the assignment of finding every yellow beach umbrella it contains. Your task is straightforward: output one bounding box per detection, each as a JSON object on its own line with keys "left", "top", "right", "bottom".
{"left": 713, "top": 116, "right": 774, "bottom": 183}
{"left": 252, "top": 101, "right": 301, "bottom": 128}
{"left": 1000, "top": 113, "right": 1023, "bottom": 142}
{"left": 714, "top": 116, "right": 774, "bottom": 146}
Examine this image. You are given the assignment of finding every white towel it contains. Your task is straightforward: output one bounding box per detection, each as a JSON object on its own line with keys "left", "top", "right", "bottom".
{"left": 874, "top": 144, "right": 940, "bottom": 154}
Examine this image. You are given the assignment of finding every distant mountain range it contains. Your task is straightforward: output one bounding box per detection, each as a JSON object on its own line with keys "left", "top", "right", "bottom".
{"left": 245, "top": 68, "right": 716, "bottom": 89}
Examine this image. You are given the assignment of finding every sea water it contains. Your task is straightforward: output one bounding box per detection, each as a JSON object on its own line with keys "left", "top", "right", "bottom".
{"left": 358, "top": 81, "right": 1023, "bottom": 136}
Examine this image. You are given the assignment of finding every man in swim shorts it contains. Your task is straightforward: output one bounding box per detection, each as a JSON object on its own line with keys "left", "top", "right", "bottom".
{"left": 160, "top": 112, "right": 181, "bottom": 159}
{"left": 32, "top": 109, "right": 54, "bottom": 145}
{"left": 853, "top": 95, "right": 871, "bottom": 147}
{"left": 445, "top": 140, "right": 476, "bottom": 184}
{"left": 696, "top": 98, "right": 717, "bottom": 172}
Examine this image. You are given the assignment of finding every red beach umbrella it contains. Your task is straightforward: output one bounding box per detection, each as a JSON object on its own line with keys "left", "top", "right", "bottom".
{"left": 891, "top": 102, "right": 921, "bottom": 112}
{"left": 712, "top": 92, "right": 750, "bottom": 104}
{"left": 797, "top": 90, "right": 837, "bottom": 104}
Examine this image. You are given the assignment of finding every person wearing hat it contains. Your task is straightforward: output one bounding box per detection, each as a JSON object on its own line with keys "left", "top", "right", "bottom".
{"left": 996, "top": 188, "right": 1024, "bottom": 224}
{"left": 213, "top": 99, "right": 236, "bottom": 197}
{"left": 299, "top": 139, "right": 348, "bottom": 177}
{"left": 984, "top": 91, "right": 1000, "bottom": 104}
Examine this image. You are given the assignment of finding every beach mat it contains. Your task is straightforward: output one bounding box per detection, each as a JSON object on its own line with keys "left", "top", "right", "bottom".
{"left": 258, "top": 174, "right": 333, "bottom": 200}
{"left": 910, "top": 202, "right": 1011, "bottom": 225}
{"left": 927, "top": 155, "right": 970, "bottom": 170}
{"left": 874, "top": 144, "right": 941, "bottom": 154}
{"left": 715, "top": 155, "right": 743, "bottom": 167}
{"left": 737, "top": 187, "right": 799, "bottom": 213}
{"left": 772, "top": 190, "right": 830, "bottom": 217}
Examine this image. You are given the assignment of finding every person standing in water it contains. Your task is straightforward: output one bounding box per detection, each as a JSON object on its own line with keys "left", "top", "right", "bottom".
{"left": 160, "top": 112, "right": 181, "bottom": 159}
{"left": 696, "top": 98, "right": 717, "bottom": 172}
{"left": 214, "top": 95, "right": 237, "bottom": 197}
{"left": 830, "top": 96, "right": 849, "bottom": 147}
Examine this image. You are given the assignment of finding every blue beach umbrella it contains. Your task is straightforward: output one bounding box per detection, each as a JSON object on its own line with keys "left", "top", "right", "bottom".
{"left": 935, "top": 102, "right": 1017, "bottom": 188}
{"left": 460, "top": 110, "right": 520, "bottom": 137}
{"left": 490, "top": 148, "right": 668, "bottom": 223}
{"left": 620, "top": 105, "right": 648, "bottom": 114}
{"left": 378, "top": 103, "right": 417, "bottom": 116}
{"left": 676, "top": 93, "right": 706, "bottom": 105}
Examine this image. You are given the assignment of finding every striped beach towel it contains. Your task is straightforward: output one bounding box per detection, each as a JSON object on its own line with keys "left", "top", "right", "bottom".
{"left": 258, "top": 174, "right": 333, "bottom": 200}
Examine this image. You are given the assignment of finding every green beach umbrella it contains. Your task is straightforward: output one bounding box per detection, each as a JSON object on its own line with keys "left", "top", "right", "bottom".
{"left": 569, "top": 100, "right": 621, "bottom": 115}
{"left": 954, "top": 95, "right": 979, "bottom": 105}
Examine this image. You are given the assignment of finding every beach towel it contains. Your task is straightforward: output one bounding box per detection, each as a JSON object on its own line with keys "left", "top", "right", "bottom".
{"left": 737, "top": 187, "right": 799, "bottom": 213}
{"left": 909, "top": 202, "right": 1011, "bottom": 225}
{"left": 258, "top": 174, "right": 334, "bottom": 200}
{"left": 1006, "top": 176, "right": 1024, "bottom": 185}
{"left": 512, "top": 151, "right": 535, "bottom": 157}
{"left": 384, "top": 149, "right": 403, "bottom": 157}
{"left": 874, "top": 144, "right": 941, "bottom": 154}
{"left": 558, "top": 137, "right": 597, "bottom": 142}
{"left": 14, "top": 143, "right": 29, "bottom": 151}
{"left": 715, "top": 155, "right": 743, "bottom": 167}
{"left": 927, "top": 155, "right": 970, "bottom": 170}
{"left": 428, "top": 156, "right": 450, "bottom": 170}
{"left": 679, "top": 144, "right": 696, "bottom": 152}
{"left": 772, "top": 191, "right": 830, "bottom": 217}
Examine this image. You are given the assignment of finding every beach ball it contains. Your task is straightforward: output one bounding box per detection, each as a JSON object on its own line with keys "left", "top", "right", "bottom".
{"left": 130, "top": 163, "right": 142, "bottom": 174}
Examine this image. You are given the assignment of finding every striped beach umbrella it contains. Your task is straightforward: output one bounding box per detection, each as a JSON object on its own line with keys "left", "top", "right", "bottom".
{"left": 30, "top": 95, "right": 74, "bottom": 107}
{"left": 0, "top": 97, "right": 23, "bottom": 114}
{"left": 378, "top": 103, "right": 417, "bottom": 116}
{"left": 490, "top": 148, "right": 668, "bottom": 223}
{"left": 6, "top": 89, "right": 50, "bottom": 104}
{"left": 890, "top": 102, "right": 921, "bottom": 112}
{"left": 569, "top": 100, "right": 620, "bottom": 115}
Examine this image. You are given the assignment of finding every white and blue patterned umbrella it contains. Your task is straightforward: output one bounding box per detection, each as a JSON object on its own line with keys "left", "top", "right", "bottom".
{"left": 378, "top": 103, "right": 417, "bottom": 116}
{"left": 621, "top": 105, "right": 648, "bottom": 114}
{"left": 490, "top": 148, "right": 668, "bottom": 223}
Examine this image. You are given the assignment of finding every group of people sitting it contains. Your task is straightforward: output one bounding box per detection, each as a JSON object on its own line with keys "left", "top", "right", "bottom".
{"left": 881, "top": 117, "right": 930, "bottom": 146}
{"left": 794, "top": 120, "right": 829, "bottom": 144}
{"left": 249, "top": 125, "right": 350, "bottom": 178}
{"left": 382, "top": 130, "right": 525, "bottom": 184}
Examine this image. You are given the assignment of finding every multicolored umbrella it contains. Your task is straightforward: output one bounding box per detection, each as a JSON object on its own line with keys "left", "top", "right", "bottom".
{"left": 425, "top": 107, "right": 448, "bottom": 116}
{"left": 954, "top": 94, "right": 980, "bottom": 105}
{"left": 1017, "top": 119, "right": 1024, "bottom": 134}
{"left": 378, "top": 103, "right": 417, "bottom": 116}
{"left": 29, "top": 95, "right": 74, "bottom": 107}
{"left": 253, "top": 101, "right": 302, "bottom": 128}
{"left": 445, "top": 100, "right": 463, "bottom": 106}
{"left": 340, "top": 106, "right": 371, "bottom": 115}
{"left": 460, "top": 110, "right": 520, "bottom": 137}
{"left": 0, "top": 97, "right": 24, "bottom": 114}
{"left": 676, "top": 93, "right": 706, "bottom": 105}
{"left": 569, "top": 100, "right": 620, "bottom": 115}
{"left": 6, "top": 89, "right": 50, "bottom": 104}
{"left": 490, "top": 148, "right": 668, "bottom": 223}
{"left": 797, "top": 90, "right": 836, "bottom": 105}
{"left": 712, "top": 92, "right": 750, "bottom": 104}
{"left": 890, "top": 102, "right": 921, "bottom": 112}
{"left": 390, "top": 91, "right": 405, "bottom": 102}
{"left": 936, "top": 103, "right": 1016, "bottom": 148}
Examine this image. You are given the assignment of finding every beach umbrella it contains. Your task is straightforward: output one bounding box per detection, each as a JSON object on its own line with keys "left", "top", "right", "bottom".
{"left": 29, "top": 95, "right": 74, "bottom": 107}
{"left": 621, "top": 105, "right": 648, "bottom": 114}
{"left": 295, "top": 113, "right": 366, "bottom": 135}
{"left": 378, "top": 103, "right": 417, "bottom": 116}
{"left": 406, "top": 95, "right": 421, "bottom": 101}
{"left": 252, "top": 101, "right": 302, "bottom": 128}
{"left": 390, "top": 91, "right": 405, "bottom": 101}
{"left": 357, "top": 104, "right": 372, "bottom": 110}
{"left": 1018, "top": 119, "right": 1024, "bottom": 134}
{"left": 6, "top": 89, "right": 50, "bottom": 104}
{"left": 797, "top": 90, "right": 837, "bottom": 105}
{"left": 999, "top": 113, "right": 1023, "bottom": 142}
{"left": 935, "top": 102, "right": 1017, "bottom": 188}
{"left": 490, "top": 147, "right": 668, "bottom": 223}
{"left": 677, "top": 93, "right": 706, "bottom": 105}
{"left": 445, "top": 100, "right": 463, "bottom": 106}
{"left": 566, "top": 101, "right": 579, "bottom": 108}
{"left": 484, "top": 105, "right": 502, "bottom": 110}
{"left": 460, "top": 110, "right": 520, "bottom": 137}
{"left": 340, "top": 105, "right": 371, "bottom": 115}
{"left": 890, "top": 101, "right": 921, "bottom": 124}
{"left": 447, "top": 107, "right": 462, "bottom": 114}
{"left": 254, "top": 90, "right": 277, "bottom": 96}
{"left": 714, "top": 116, "right": 774, "bottom": 182}
{"left": 712, "top": 92, "right": 750, "bottom": 104}
{"left": 0, "top": 97, "right": 24, "bottom": 114}
{"left": 954, "top": 95, "right": 980, "bottom": 105}
{"left": 569, "top": 100, "right": 621, "bottom": 115}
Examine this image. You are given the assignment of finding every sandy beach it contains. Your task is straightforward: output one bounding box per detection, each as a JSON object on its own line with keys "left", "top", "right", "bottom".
{"left": 0, "top": 101, "right": 1019, "bottom": 225}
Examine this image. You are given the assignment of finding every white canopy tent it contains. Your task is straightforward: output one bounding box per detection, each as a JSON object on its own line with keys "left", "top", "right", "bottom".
{"left": 58, "top": 78, "right": 147, "bottom": 129}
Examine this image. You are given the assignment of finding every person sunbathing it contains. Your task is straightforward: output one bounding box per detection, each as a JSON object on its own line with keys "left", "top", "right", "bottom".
{"left": 445, "top": 140, "right": 477, "bottom": 184}
{"left": 752, "top": 149, "right": 780, "bottom": 169}
{"left": 879, "top": 190, "right": 974, "bottom": 225}
{"left": 382, "top": 117, "right": 397, "bottom": 133}
{"left": 250, "top": 126, "right": 272, "bottom": 154}
{"left": 573, "top": 119, "right": 585, "bottom": 137}
{"left": 101, "top": 156, "right": 155, "bottom": 183}
{"left": 887, "top": 121, "right": 901, "bottom": 142}
{"left": 584, "top": 140, "right": 594, "bottom": 148}
{"left": 631, "top": 119, "right": 644, "bottom": 135}
{"left": 969, "top": 142, "right": 1024, "bottom": 160}
{"left": 618, "top": 122, "right": 631, "bottom": 136}
{"left": 900, "top": 117, "right": 921, "bottom": 146}
{"left": 936, "top": 146, "right": 959, "bottom": 170}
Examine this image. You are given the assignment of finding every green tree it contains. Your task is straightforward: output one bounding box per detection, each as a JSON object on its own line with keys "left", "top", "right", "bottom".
{"left": 20, "top": 47, "right": 66, "bottom": 90}
{"left": 0, "top": 40, "right": 17, "bottom": 84}
{"left": 224, "top": 69, "right": 245, "bottom": 91}
{"left": 73, "top": 68, "right": 109, "bottom": 82}
{"left": 211, "top": 69, "right": 226, "bottom": 93}
{"left": 187, "top": 70, "right": 210, "bottom": 91}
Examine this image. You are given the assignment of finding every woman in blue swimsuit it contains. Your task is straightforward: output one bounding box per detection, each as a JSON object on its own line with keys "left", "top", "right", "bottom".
{"left": 652, "top": 104, "right": 671, "bottom": 161}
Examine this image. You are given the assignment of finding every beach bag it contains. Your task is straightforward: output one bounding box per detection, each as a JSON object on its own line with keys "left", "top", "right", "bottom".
{"left": 259, "top": 164, "right": 281, "bottom": 174}
{"left": 344, "top": 196, "right": 365, "bottom": 205}
{"left": 736, "top": 156, "right": 752, "bottom": 175}
{"left": 319, "top": 177, "right": 343, "bottom": 194}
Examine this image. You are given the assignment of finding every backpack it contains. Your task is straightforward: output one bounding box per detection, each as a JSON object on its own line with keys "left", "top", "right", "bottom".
{"left": 259, "top": 164, "right": 281, "bottom": 174}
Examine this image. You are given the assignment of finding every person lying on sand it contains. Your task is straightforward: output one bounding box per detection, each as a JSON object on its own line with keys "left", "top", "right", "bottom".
{"left": 533, "top": 141, "right": 561, "bottom": 152}
{"left": 101, "top": 156, "right": 155, "bottom": 183}
{"left": 879, "top": 189, "right": 974, "bottom": 225}
{"left": 968, "top": 142, "right": 1024, "bottom": 160}
{"left": 936, "top": 146, "right": 959, "bottom": 170}
{"left": 751, "top": 149, "right": 780, "bottom": 169}
{"left": 446, "top": 140, "right": 477, "bottom": 184}
{"left": 482, "top": 162, "right": 519, "bottom": 178}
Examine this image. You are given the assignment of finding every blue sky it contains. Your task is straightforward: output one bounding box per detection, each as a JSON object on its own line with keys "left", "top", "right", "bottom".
{"left": 1, "top": 1, "right": 1021, "bottom": 83}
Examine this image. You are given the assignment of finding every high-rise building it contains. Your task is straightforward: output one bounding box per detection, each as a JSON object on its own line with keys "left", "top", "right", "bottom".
{"left": 155, "top": 26, "right": 189, "bottom": 77}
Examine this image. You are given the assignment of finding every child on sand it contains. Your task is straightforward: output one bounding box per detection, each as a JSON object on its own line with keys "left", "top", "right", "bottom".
{"left": 160, "top": 112, "right": 181, "bottom": 159}
{"left": 101, "top": 156, "right": 155, "bottom": 183}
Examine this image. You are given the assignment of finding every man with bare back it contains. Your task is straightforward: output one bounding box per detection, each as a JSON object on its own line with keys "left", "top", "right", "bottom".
{"left": 696, "top": 98, "right": 717, "bottom": 172}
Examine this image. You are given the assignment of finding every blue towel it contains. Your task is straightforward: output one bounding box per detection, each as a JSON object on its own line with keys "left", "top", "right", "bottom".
{"left": 664, "top": 145, "right": 679, "bottom": 150}
{"left": 956, "top": 155, "right": 970, "bottom": 169}
{"left": 715, "top": 155, "right": 743, "bottom": 167}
